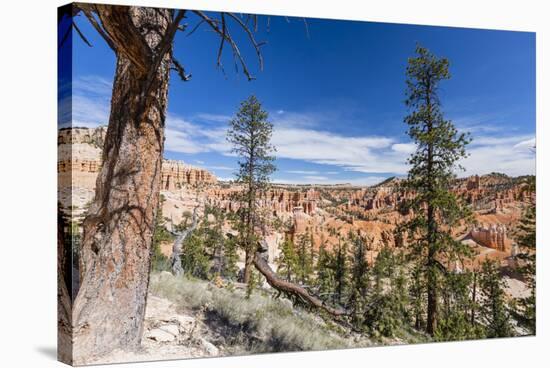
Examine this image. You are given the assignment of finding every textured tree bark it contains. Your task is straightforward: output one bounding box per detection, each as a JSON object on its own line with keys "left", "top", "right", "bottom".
{"left": 57, "top": 211, "right": 73, "bottom": 365}
{"left": 71, "top": 6, "right": 173, "bottom": 362}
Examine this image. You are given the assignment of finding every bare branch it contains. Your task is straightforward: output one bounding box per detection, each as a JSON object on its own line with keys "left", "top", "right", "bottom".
{"left": 171, "top": 58, "right": 192, "bottom": 81}
{"left": 303, "top": 18, "right": 310, "bottom": 39}
{"left": 72, "top": 21, "right": 92, "bottom": 47}
{"left": 187, "top": 19, "right": 206, "bottom": 36}
{"left": 226, "top": 13, "right": 264, "bottom": 71}
{"left": 192, "top": 10, "right": 259, "bottom": 81}
{"left": 77, "top": 5, "right": 116, "bottom": 52}
{"left": 169, "top": 205, "right": 200, "bottom": 276}
{"left": 216, "top": 13, "right": 227, "bottom": 70}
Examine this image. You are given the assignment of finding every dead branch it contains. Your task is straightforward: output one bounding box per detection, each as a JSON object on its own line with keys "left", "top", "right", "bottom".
{"left": 192, "top": 10, "right": 261, "bottom": 81}
{"left": 253, "top": 240, "right": 349, "bottom": 317}
{"left": 171, "top": 58, "right": 192, "bottom": 81}
{"left": 169, "top": 205, "right": 200, "bottom": 276}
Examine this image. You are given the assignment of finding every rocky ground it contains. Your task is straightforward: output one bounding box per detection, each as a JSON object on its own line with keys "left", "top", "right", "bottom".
{"left": 88, "top": 272, "right": 377, "bottom": 365}
{"left": 89, "top": 295, "right": 220, "bottom": 365}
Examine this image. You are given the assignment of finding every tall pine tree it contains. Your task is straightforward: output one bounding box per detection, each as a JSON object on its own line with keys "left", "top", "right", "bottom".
{"left": 479, "top": 259, "right": 513, "bottom": 338}
{"left": 514, "top": 176, "right": 536, "bottom": 334}
{"left": 227, "top": 95, "right": 276, "bottom": 286}
{"left": 403, "top": 45, "right": 471, "bottom": 335}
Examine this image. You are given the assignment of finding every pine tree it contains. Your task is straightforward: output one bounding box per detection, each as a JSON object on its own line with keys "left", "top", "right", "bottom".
{"left": 277, "top": 238, "right": 298, "bottom": 282}
{"left": 348, "top": 235, "right": 370, "bottom": 327}
{"left": 514, "top": 176, "right": 536, "bottom": 334}
{"left": 479, "top": 259, "right": 513, "bottom": 338}
{"left": 332, "top": 238, "right": 349, "bottom": 306}
{"left": 296, "top": 232, "right": 315, "bottom": 285}
{"left": 151, "top": 195, "right": 172, "bottom": 271}
{"left": 227, "top": 95, "right": 276, "bottom": 286}
{"left": 435, "top": 270, "right": 484, "bottom": 341}
{"left": 222, "top": 235, "right": 239, "bottom": 280}
{"left": 365, "top": 247, "right": 409, "bottom": 337}
{"left": 181, "top": 220, "right": 211, "bottom": 279}
{"left": 315, "top": 240, "right": 335, "bottom": 302}
{"left": 403, "top": 45, "right": 471, "bottom": 335}
{"left": 409, "top": 263, "right": 426, "bottom": 330}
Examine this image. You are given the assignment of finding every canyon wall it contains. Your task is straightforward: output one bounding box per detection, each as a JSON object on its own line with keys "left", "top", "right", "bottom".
{"left": 58, "top": 127, "right": 217, "bottom": 221}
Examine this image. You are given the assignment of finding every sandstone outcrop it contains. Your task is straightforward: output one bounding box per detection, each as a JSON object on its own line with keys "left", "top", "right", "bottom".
{"left": 162, "top": 160, "right": 217, "bottom": 190}
{"left": 470, "top": 224, "right": 508, "bottom": 251}
{"left": 58, "top": 127, "right": 217, "bottom": 222}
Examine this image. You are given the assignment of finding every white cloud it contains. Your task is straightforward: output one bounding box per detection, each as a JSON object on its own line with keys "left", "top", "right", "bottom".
{"left": 207, "top": 165, "right": 235, "bottom": 171}
{"left": 195, "top": 113, "right": 231, "bottom": 123}
{"left": 63, "top": 81, "right": 535, "bottom": 179}
{"left": 273, "top": 175, "right": 388, "bottom": 186}
{"left": 304, "top": 175, "right": 329, "bottom": 181}
{"left": 391, "top": 143, "right": 416, "bottom": 154}
{"left": 286, "top": 170, "right": 320, "bottom": 175}
{"left": 460, "top": 135, "right": 535, "bottom": 177}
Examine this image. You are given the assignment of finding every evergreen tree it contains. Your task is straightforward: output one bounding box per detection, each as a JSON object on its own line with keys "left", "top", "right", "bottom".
{"left": 348, "top": 235, "right": 370, "bottom": 327}
{"left": 277, "top": 238, "right": 298, "bottom": 282}
{"left": 364, "top": 247, "right": 409, "bottom": 337}
{"left": 296, "top": 232, "right": 315, "bottom": 285}
{"left": 514, "top": 176, "right": 536, "bottom": 334}
{"left": 403, "top": 45, "right": 471, "bottom": 335}
{"left": 181, "top": 220, "right": 210, "bottom": 279}
{"left": 151, "top": 195, "right": 172, "bottom": 271}
{"left": 435, "top": 270, "right": 484, "bottom": 341}
{"left": 479, "top": 259, "right": 513, "bottom": 338}
{"left": 222, "top": 235, "right": 239, "bottom": 280}
{"left": 227, "top": 95, "right": 276, "bottom": 286}
{"left": 332, "top": 238, "right": 349, "bottom": 306}
{"left": 315, "top": 239, "right": 335, "bottom": 302}
{"left": 409, "top": 263, "right": 426, "bottom": 330}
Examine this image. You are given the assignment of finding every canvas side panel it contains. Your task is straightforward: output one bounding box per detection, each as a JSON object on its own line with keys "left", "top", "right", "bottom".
{"left": 58, "top": 3, "right": 74, "bottom": 366}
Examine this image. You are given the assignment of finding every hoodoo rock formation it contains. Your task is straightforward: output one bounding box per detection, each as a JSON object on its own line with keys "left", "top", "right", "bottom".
{"left": 162, "top": 160, "right": 217, "bottom": 190}
{"left": 470, "top": 224, "right": 508, "bottom": 252}
{"left": 58, "top": 127, "right": 218, "bottom": 221}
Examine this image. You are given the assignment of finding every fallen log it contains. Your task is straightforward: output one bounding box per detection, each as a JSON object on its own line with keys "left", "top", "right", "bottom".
{"left": 252, "top": 242, "right": 348, "bottom": 317}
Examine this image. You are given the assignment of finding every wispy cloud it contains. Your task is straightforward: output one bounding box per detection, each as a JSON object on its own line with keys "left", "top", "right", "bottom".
{"left": 461, "top": 135, "right": 535, "bottom": 176}
{"left": 273, "top": 175, "right": 388, "bottom": 186}
{"left": 65, "top": 77, "right": 535, "bottom": 179}
{"left": 60, "top": 75, "right": 112, "bottom": 128}
{"left": 286, "top": 170, "right": 320, "bottom": 175}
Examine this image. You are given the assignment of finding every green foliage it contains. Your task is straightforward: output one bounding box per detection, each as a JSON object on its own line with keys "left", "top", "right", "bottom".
{"left": 181, "top": 223, "right": 211, "bottom": 279}
{"left": 315, "top": 240, "right": 335, "bottom": 302}
{"left": 296, "top": 232, "right": 315, "bottom": 285}
{"left": 479, "top": 259, "right": 513, "bottom": 338}
{"left": 348, "top": 235, "right": 370, "bottom": 326}
{"left": 227, "top": 95, "right": 276, "bottom": 286}
{"left": 365, "top": 247, "right": 410, "bottom": 337}
{"left": 222, "top": 235, "right": 240, "bottom": 280}
{"left": 403, "top": 44, "right": 472, "bottom": 334}
{"left": 277, "top": 238, "right": 298, "bottom": 282}
{"left": 513, "top": 178, "right": 536, "bottom": 334}
{"left": 151, "top": 195, "right": 173, "bottom": 272}
{"left": 332, "top": 238, "right": 349, "bottom": 306}
{"left": 434, "top": 271, "right": 484, "bottom": 341}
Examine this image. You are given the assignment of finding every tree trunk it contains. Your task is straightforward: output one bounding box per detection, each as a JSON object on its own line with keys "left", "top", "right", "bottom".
{"left": 57, "top": 210, "right": 73, "bottom": 365}
{"left": 170, "top": 206, "right": 200, "bottom": 276}
{"left": 71, "top": 6, "right": 172, "bottom": 363}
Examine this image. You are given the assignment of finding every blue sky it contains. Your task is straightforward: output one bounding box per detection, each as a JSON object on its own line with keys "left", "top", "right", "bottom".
{"left": 61, "top": 11, "right": 536, "bottom": 185}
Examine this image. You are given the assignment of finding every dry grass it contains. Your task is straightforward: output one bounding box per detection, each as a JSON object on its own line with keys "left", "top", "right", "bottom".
{"left": 149, "top": 272, "right": 366, "bottom": 353}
